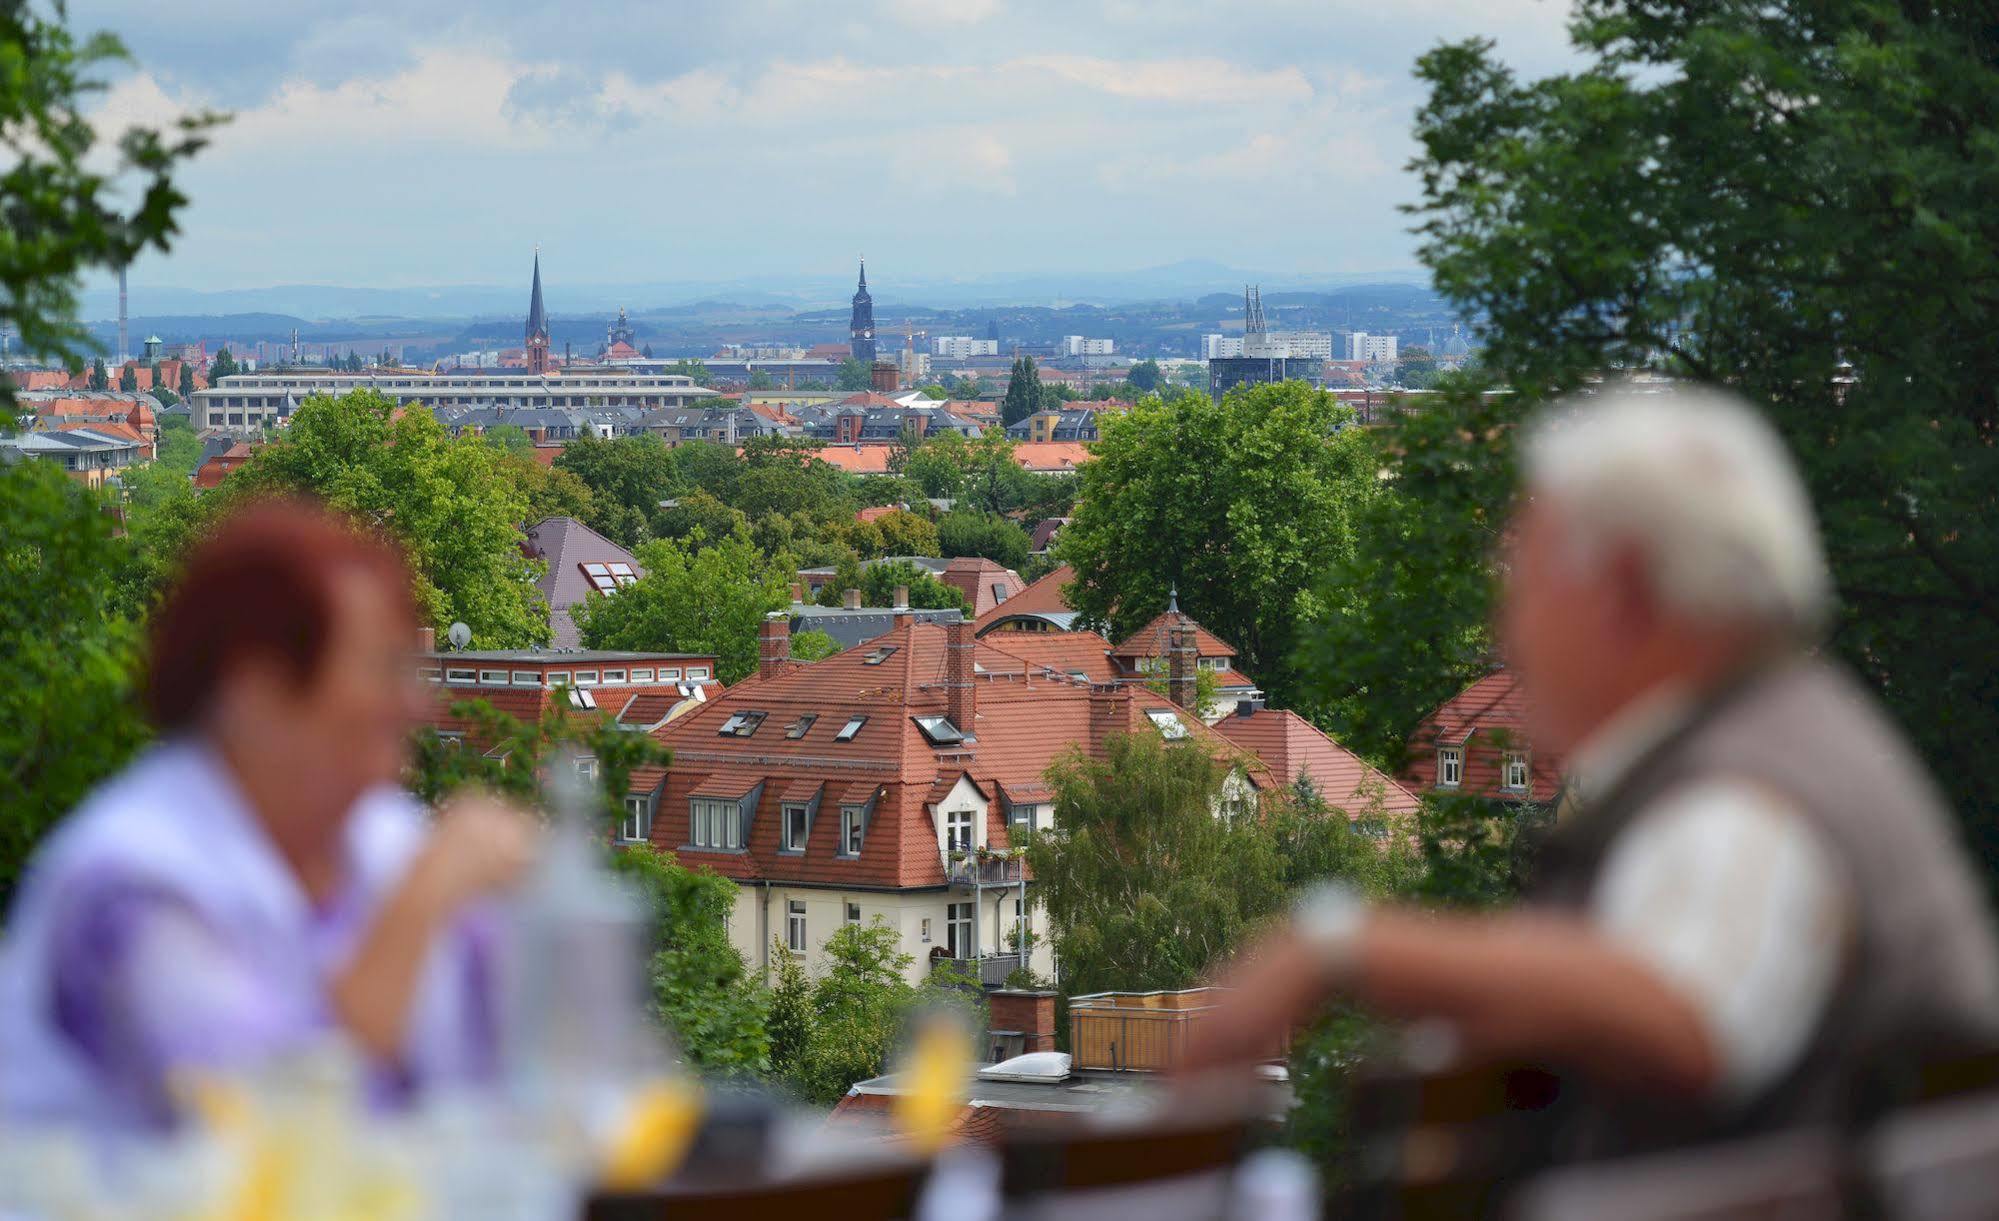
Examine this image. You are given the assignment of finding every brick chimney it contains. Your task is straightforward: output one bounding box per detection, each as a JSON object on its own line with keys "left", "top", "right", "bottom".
{"left": 946, "top": 618, "right": 976, "bottom": 731}
{"left": 988, "top": 990, "right": 1057, "bottom": 1054}
{"left": 870, "top": 360, "right": 900, "bottom": 393}
{"left": 758, "top": 612, "right": 790, "bottom": 679}
{"left": 1088, "top": 685, "right": 1122, "bottom": 758}
{"left": 1167, "top": 623, "right": 1199, "bottom": 712}
{"left": 417, "top": 626, "right": 436, "bottom": 652}
{"left": 843, "top": 587, "right": 863, "bottom": 610}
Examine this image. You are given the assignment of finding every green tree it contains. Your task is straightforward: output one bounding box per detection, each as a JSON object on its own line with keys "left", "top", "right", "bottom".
{"left": 857, "top": 559, "right": 968, "bottom": 612}
{"left": 116, "top": 362, "right": 136, "bottom": 392}
{"left": 957, "top": 430, "right": 1029, "bottom": 516}
{"left": 664, "top": 358, "right": 712, "bottom": 387}
{"left": 207, "top": 347, "right": 238, "bottom": 382}
{"left": 0, "top": 464, "right": 150, "bottom": 896}
{"left": 779, "top": 920, "right": 916, "bottom": 1105}
{"left": 1126, "top": 359, "right": 1163, "bottom": 393}
{"left": 407, "top": 696, "right": 667, "bottom": 826}
{"left": 482, "top": 423, "right": 537, "bottom": 459}
{"left": 765, "top": 946, "right": 814, "bottom": 1087}
{"left": 574, "top": 526, "right": 792, "bottom": 684}
{"left": 232, "top": 390, "right": 550, "bottom": 648}
{"left": 936, "top": 510, "right": 1030, "bottom": 570}
{"left": 652, "top": 488, "right": 748, "bottom": 548}
{"left": 1393, "top": 346, "right": 1438, "bottom": 389}
{"left": 150, "top": 384, "right": 178, "bottom": 408}
{"left": 747, "top": 368, "right": 777, "bottom": 391}
{"left": 0, "top": 7, "right": 215, "bottom": 423}
{"left": 119, "top": 455, "right": 192, "bottom": 512}
{"left": 903, "top": 432, "right": 970, "bottom": 499}
{"left": 1027, "top": 732, "right": 1285, "bottom": 994}
{"left": 869, "top": 508, "right": 939, "bottom": 558}
{"left": 1386, "top": 1, "right": 1999, "bottom": 878}
{"left": 1001, "top": 355, "right": 1040, "bottom": 427}
{"left": 918, "top": 385, "right": 948, "bottom": 400}
{"left": 1059, "top": 382, "right": 1375, "bottom": 705}
{"left": 731, "top": 435, "right": 853, "bottom": 521}
{"left": 790, "top": 629, "right": 840, "bottom": 661}
{"left": 670, "top": 440, "right": 743, "bottom": 501}
{"left": 177, "top": 361, "right": 196, "bottom": 397}
{"left": 554, "top": 432, "right": 682, "bottom": 548}
{"left": 611, "top": 846, "right": 769, "bottom": 1077}
{"left": 834, "top": 357, "right": 872, "bottom": 391}
{"left": 154, "top": 413, "right": 202, "bottom": 472}
{"left": 87, "top": 356, "right": 107, "bottom": 389}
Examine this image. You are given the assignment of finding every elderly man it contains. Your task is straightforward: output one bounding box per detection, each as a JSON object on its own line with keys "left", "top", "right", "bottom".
{"left": 1189, "top": 386, "right": 1999, "bottom": 1158}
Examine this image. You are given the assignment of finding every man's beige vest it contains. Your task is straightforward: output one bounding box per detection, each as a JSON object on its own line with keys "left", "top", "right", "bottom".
{"left": 1530, "top": 658, "right": 1999, "bottom": 1158}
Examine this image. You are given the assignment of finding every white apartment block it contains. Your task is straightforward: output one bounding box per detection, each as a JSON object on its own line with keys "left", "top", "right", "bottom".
{"left": 1347, "top": 332, "right": 1400, "bottom": 363}
{"left": 1244, "top": 330, "right": 1335, "bottom": 360}
{"left": 1061, "top": 336, "right": 1115, "bottom": 357}
{"left": 933, "top": 336, "right": 1000, "bottom": 358}
{"left": 1201, "top": 334, "right": 1245, "bottom": 360}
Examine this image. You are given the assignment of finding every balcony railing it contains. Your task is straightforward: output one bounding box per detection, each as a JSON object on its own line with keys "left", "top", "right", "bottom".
{"left": 929, "top": 953, "right": 1026, "bottom": 989}
{"left": 944, "top": 852, "right": 1027, "bottom": 887}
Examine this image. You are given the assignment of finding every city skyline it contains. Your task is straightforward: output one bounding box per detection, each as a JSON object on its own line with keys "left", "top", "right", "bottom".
{"left": 69, "top": 0, "right": 1576, "bottom": 295}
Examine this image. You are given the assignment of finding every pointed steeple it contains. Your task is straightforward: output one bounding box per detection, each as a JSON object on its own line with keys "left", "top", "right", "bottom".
{"left": 526, "top": 249, "right": 548, "bottom": 343}
{"left": 858, "top": 257, "right": 868, "bottom": 291}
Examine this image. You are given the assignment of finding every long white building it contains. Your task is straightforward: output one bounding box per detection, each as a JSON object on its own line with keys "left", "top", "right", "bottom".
{"left": 933, "top": 336, "right": 999, "bottom": 358}
{"left": 193, "top": 372, "right": 719, "bottom": 433}
{"left": 1347, "top": 332, "right": 1400, "bottom": 363}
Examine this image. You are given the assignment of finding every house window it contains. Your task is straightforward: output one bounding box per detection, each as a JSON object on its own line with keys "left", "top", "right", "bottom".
{"left": 1009, "top": 802, "right": 1033, "bottom": 833}
{"left": 786, "top": 714, "right": 817, "bottom": 739}
{"left": 436, "top": 731, "right": 464, "bottom": 751}
{"left": 1146, "top": 709, "right": 1188, "bottom": 740}
{"left": 1504, "top": 752, "right": 1530, "bottom": 792}
{"left": 945, "top": 808, "right": 975, "bottom": 855}
{"left": 835, "top": 715, "right": 867, "bottom": 742}
{"left": 419, "top": 667, "right": 442, "bottom": 682}
{"left": 691, "top": 798, "right": 741, "bottom": 850}
{"left": 631, "top": 668, "right": 655, "bottom": 683}
{"left": 478, "top": 670, "right": 509, "bottom": 685}
{"left": 946, "top": 902, "right": 973, "bottom": 959}
{"left": 781, "top": 804, "right": 809, "bottom": 853}
{"left": 573, "top": 669, "right": 599, "bottom": 686}
{"left": 841, "top": 806, "right": 865, "bottom": 856}
{"left": 1437, "top": 747, "right": 1463, "bottom": 788}
{"left": 602, "top": 669, "right": 627, "bottom": 684}
{"left": 620, "top": 795, "right": 652, "bottom": 844}
{"left": 445, "top": 668, "right": 475, "bottom": 684}
{"left": 569, "top": 688, "right": 597, "bottom": 710}
{"left": 718, "top": 710, "right": 768, "bottom": 738}
{"left": 920, "top": 917, "right": 932, "bottom": 944}
{"left": 992, "top": 583, "right": 1008, "bottom": 604}
{"left": 575, "top": 757, "right": 598, "bottom": 783}
{"left": 845, "top": 902, "right": 862, "bottom": 926}
{"left": 687, "top": 667, "right": 710, "bottom": 680}
{"left": 546, "top": 671, "right": 571, "bottom": 687}
{"left": 659, "top": 668, "right": 680, "bottom": 681}
{"left": 512, "top": 670, "right": 541, "bottom": 687}
{"left": 787, "top": 900, "right": 807, "bottom": 953}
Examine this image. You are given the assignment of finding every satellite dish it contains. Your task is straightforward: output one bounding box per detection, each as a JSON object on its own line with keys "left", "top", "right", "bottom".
{"left": 446, "top": 622, "right": 472, "bottom": 651}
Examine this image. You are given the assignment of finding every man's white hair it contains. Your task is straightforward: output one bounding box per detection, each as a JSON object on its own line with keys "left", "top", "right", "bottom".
{"left": 1523, "top": 385, "right": 1831, "bottom": 632}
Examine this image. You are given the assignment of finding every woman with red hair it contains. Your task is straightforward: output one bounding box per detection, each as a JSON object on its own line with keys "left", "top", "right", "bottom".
{"left": 0, "top": 500, "right": 536, "bottom": 1134}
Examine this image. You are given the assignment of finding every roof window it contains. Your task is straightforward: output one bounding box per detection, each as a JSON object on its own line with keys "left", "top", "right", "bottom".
{"left": 785, "top": 714, "right": 818, "bottom": 739}
{"left": 913, "top": 715, "right": 965, "bottom": 746}
{"left": 1146, "top": 709, "right": 1188, "bottom": 740}
{"left": 863, "top": 645, "right": 899, "bottom": 666}
{"left": 835, "top": 715, "right": 868, "bottom": 742}
{"left": 569, "top": 688, "right": 598, "bottom": 710}
{"left": 717, "top": 710, "right": 768, "bottom": 738}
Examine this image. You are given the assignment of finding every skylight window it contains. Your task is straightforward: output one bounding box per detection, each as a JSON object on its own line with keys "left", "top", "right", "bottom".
{"left": 1146, "top": 709, "right": 1188, "bottom": 740}
{"left": 569, "top": 688, "right": 598, "bottom": 710}
{"left": 607, "top": 562, "right": 637, "bottom": 587}
{"left": 835, "top": 715, "right": 868, "bottom": 742}
{"left": 717, "top": 710, "right": 768, "bottom": 738}
{"left": 913, "top": 715, "right": 965, "bottom": 746}
{"left": 862, "top": 645, "right": 899, "bottom": 666}
{"left": 785, "top": 714, "right": 818, "bottom": 739}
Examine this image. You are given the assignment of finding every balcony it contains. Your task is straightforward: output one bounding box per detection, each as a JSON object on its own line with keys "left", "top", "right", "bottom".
{"left": 929, "top": 953, "right": 1027, "bottom": 989}
{"left": 944, "top": 851, "right": 1027, "bottom": 888}
{"left": 1068, "top": 988, "right": 1282, "bottom": 1073}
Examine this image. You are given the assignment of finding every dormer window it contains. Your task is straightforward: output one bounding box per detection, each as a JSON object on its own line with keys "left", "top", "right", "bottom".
{"left": 913, "top": 715, "right": 965, "bottom": 746}
{"left": 1437, "top": 747, "right": 1463, "bottom": 788}
{"left": 835, "top": 715, "right": 867, "bottom": 742}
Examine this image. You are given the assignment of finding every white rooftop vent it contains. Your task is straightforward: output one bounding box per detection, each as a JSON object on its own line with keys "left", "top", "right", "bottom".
{"left": 978, "top": 1051, "right": 1072, "bottom": 1083}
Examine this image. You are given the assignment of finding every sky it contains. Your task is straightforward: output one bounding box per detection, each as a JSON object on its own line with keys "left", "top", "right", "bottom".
{"left": 72, "top": 0, "right": 1578, "bottom": 298}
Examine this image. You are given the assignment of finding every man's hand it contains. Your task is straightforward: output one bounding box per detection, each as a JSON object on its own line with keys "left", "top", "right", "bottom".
{"left": 1181, "top": 930, "right": 1340, "bottom": 1075}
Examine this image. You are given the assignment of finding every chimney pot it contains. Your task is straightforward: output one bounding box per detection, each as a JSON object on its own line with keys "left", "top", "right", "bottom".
{"left": 843, "top": 587, "right": 863, "bottom": 610}
{"left": 417, "top": 626, "right": 436, "bottom": 652}
{"left": 893, "top": 584, "right": 910, "bottom": 611}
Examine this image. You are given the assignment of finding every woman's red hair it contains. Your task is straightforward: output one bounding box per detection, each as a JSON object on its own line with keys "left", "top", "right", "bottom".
{"left": 145, "top": 499, "right": 418, "bottom": 732}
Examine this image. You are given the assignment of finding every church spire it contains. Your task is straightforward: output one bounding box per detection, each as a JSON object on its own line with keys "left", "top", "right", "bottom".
{"left": 524, "top": 248, "right": 550, "bottom": 375}
{"left": 849, "top": 256, "right": 876, "bottom": 365}
{"left": 858, "top": 256, "right": 867, "bottom": 291}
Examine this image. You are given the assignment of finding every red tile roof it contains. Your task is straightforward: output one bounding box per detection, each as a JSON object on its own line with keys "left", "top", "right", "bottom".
{"left": 1401, "top": 670, "right": 1565, "bottom": 803}
{"left": 1010, "top": 442, "right": 1093, "bottom": 473}
{"left": 973, "top": 564, "right": 1076, "bottom": 632}
{"left": 649, "top": 622, "right": 1270, "bottom": 889}
{"left": 807, "top": 446, "right": 893, "bottom": 475}
{"left": 939, "top": 557, "right": 1025, "bottom": 619}
{"left": 1111, "top": 611, "right": 1236, "bottom": 661}
{"left": 977, "top": 630, "right": 1117, "bottom": 684}
{"left": 1213, "top": 709, "right": 1422, "bottom": 818}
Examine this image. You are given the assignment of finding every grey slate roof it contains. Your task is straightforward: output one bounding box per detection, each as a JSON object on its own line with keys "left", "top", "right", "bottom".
{"left": 787, "top": 602, "right": 965, "bottom": 649}
{"left": 523, "top": 516, "right": 645, "bottom": 650}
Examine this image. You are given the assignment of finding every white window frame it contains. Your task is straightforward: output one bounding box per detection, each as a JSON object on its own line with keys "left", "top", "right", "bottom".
{"left": 478, "top": 669, "right": 508, "bottom": 685}
{"left": 841, "top": 805, "right": 865, "bottom": 856}
{"left": 1437, "top": 746, "right": 1463, "bottom": 789}
{"left": 781, "top": 803, "right": 809, "bottom": 853}
{"left": 659, "top": 668, "right": 680, "bottom": 681}
{"left": 786, "top": 900, "right": 807, "bottom": 953}
{"left": 946, "top": 901, "right": 973, "bottom": 959}
{"left": 445, "top": 668, "right": 475, "bottom": 684}
{"left": 546, "top": 671, "right": 571, "bottom": 687}
{"left": 945, "top": 807, "right": 975, "bottom": 855}
{"left": 512, "top": 670, "right": 541, "bottom": 687}
{"left": 845, "top": 901, "right": 862, "bottom": 926}
{"left": 573, "top": 669, "right": 600, "bottom": 686}
{"left": 602, "top": 668, "right": 628, "bottom": 684}
{"left": 920, "top": 917, "right": 932, "bottom": 944}
{"left": 690, "top": 798, "right": 741, "bottom": 850}
{"left": 630, "top": 668, "right": 655, "bottom": 683}
{"left": 687, "top": 667, "right": 710, "bottom": 680}
{"left": 575, "top": 756, "right": 598, "bottom": 783}
{"left": 1503, "top": 751, "right": 1530, "bottom": 792}
{"left": 620, "top": 795, "right": 652, "bottom": 844}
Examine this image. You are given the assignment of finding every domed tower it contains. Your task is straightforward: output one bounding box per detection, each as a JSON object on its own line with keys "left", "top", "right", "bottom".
{"left": 524, "top": 249, "right": 551, "bottom": 375}
{"left": 849, "top": 259, "right": 876, "bottom": 365}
